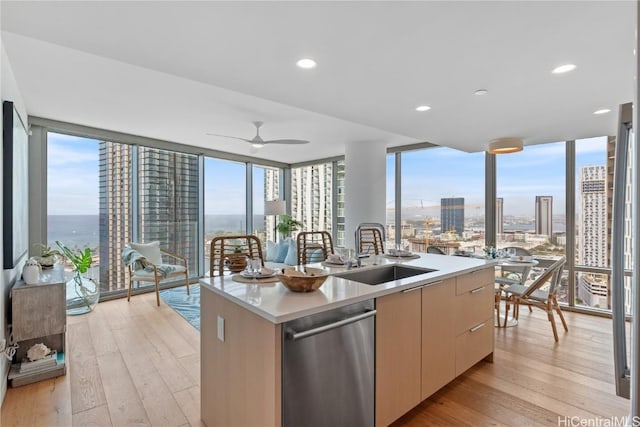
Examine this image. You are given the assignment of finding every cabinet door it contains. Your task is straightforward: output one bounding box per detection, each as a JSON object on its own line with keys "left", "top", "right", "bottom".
{"left": 12, "top": 282, "right": 66, "bottom": 341}
{"left": 376, "top": 289, "right": 422, "bottom": 427}
{"left": 421, "top": 278, "right": 455, "bottom": 400}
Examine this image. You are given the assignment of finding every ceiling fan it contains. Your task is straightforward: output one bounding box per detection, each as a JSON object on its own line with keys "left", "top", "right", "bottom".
{"left": 207, "top": 121, "right": 310, "bottom": 148}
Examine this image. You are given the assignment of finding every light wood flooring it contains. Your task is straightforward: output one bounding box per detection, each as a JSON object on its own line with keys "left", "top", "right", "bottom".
{"left": 1, "top": 292, "right": 631, "bottom": 427}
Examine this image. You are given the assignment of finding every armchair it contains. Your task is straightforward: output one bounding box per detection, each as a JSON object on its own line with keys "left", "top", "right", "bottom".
{"left": 123, "top": 241, "right": 189, "bottom": 306}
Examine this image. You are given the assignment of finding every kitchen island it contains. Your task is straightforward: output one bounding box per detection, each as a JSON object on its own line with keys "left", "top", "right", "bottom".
{"left": 200, "top": 254, "right": 496, "bottom": 427}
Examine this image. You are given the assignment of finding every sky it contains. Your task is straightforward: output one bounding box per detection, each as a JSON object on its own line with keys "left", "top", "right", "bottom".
{"left": 48, "top": 132, "right": 608, "bottom": 218}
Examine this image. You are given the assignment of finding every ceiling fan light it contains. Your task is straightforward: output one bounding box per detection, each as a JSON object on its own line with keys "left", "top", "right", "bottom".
{"left": 252, "top": 142, "right": 265, "bottom": 148}
{"left": 487, "top": 137, "right": 523, "bottom": 154}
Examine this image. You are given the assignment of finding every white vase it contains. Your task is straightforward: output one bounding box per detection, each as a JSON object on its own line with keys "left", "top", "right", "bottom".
{"left": 22, "top": 259, "right": 41, "bottom": 285}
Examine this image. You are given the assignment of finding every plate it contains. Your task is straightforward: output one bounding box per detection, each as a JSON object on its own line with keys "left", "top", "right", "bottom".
{"left": 387, "top": 251, "right": 413, "bottom": 257}
{"left": 240, "top": 271, "right": 277, "bottom": 279}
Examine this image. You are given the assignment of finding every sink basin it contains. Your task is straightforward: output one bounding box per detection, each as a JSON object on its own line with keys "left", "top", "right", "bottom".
{"left": 333, "top": 265, "right": 437, "bottom": 286}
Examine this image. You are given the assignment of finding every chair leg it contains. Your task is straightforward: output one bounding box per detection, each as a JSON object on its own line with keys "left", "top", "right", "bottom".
{"left": 127, "top": 267, "right": 133, "bottom": 302}
{"left": 553, "top": 296, "right": 569, "bottom": 331}
{"left": 547, "top": 303, "right": 559, "bottom": 342}
{"left": 503, "top": 297, "right": 510, "bottom": 328}
{"left": 185, "top": 269, "right": 190, "bottom": 296}
{"left": 154, "top": 275, "right": 160, "bottom": 307}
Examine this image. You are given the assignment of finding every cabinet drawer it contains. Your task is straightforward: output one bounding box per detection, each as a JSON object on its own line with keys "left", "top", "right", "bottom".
{"left": 455, "top": 317, "right": 493, "bottom": 376}
{"left": 12, "top": 282, "right": 66, "bottom": 341}
{"left": 456, "top": 268, "right": 494, "bottom": 295}
{"left": 454, "top": 283, "right": 494, "bottom": 336}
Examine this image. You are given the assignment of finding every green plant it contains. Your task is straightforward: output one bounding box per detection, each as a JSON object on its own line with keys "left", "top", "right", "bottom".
{"left": 34, "top": 243, "right": 64, "bottom": 259}
{"left": 56, "top": 241, "right": 93, "bottom": 274}
{"left": 276, "top": 215, "right": 303, "bottom": 236}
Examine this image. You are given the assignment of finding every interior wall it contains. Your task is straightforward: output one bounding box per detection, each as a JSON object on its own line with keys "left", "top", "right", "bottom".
{"left": 1, "top": 42, "right": 28, "bottom": 406}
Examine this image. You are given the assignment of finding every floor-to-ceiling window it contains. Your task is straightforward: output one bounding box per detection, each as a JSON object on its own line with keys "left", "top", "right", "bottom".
{"left": 386, "top": 153, "right": 396, "bottom": 248}
{"left": 400, "top": 147, "right": 485, "bottom": 254}
{"left": 291, "top": 161, "right": 334, "bottom": 236}
{"left": 252, "top": 164, "right": 281, "bottom": 244}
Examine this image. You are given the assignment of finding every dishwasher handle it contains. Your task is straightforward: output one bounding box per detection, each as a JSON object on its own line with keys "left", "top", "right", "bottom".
{"left": 287, "top": 310, "right": 377, "bottom": 341}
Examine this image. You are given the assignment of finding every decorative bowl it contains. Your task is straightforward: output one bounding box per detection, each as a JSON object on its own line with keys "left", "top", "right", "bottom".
{"left": 278, "top": 267, "right": 329, "bottom": 292}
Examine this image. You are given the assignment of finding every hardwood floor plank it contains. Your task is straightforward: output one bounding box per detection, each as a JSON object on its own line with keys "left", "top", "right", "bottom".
{"left": 111, "top": 325, "right": 188, "bottom": 426}
{"left": 174, "top": 385, "right": 205, "bottom": 427}
{"left": 73, "top": 404, "right": 113, "bottom": 427}
{"left": 87, "top": 304, "right": 119, "bottom": 357}
{"left": 68, "top": 321, "right": 108, "bottom": 414}
{"left": 96, "top": 351, "right": 151, "bottom": 426}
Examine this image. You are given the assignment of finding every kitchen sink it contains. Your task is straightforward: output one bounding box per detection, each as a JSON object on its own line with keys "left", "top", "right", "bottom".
{"left": 333, "top": 265, "right": 437, "bottom": 286}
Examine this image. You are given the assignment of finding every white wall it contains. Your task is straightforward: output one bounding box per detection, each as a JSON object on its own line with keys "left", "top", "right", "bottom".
{"left": 1, "top": 41, "right": 28, "bottom": 406}
{"left": 344, "top": 140, "right": 387, "bottom": 248}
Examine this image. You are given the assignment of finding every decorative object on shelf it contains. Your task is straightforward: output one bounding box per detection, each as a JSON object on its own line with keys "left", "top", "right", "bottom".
{"left": 56, "top": 241, "right": 100, "bottom": 315}
{"left": 487, "top": 137, "right": 523, "bottom": 154}
{"left": 33, "top": 243, "right": 63, "bottom": 269}
{"left": 482, "top": 246, "right": 497, "bottom": 259}
{"left": 26, "top": 343, "right": 51, "bottom": 362}
{"left": 22, "top": 258, "right": 42, "bottom": 285}
{"left": 276, "top": 214, "right": 303, "bottom": 239}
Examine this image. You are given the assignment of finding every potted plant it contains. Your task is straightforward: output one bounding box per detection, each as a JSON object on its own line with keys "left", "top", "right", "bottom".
{"left": 226, "top": 243, "right": 247, "bottom": 273}
{"left": 33, "top": 243, "right": 63, "bottom": 269}
{"left": 56, "top": 241, "right": 100, "bottom": 315}
{"left": 276, "top": 215, "right": 303, "bottom": 239}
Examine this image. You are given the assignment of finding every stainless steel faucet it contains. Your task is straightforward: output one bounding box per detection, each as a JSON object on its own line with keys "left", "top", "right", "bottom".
{"left": 354, "top": 222, "right": 386, "bottom": 258}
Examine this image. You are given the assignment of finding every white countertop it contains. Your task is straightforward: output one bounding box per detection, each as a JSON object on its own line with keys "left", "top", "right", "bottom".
{"left": 199, "top": 254, "right": 497, "bottom": 324}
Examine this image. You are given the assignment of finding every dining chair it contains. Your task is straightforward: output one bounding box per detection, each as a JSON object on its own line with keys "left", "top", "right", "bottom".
{"left": 498, "top": 246, "right": 532, "bottom": 284}
{"left": 357, "top": 227, "right": 385, "bottom": 255}
{"left": 503, "top": 256, "right": 568, "bottom": 341}
{"left": 297, "top": 231, "right": 335, "bottom": 265}
{"left": 209, "top": 235, "right": 264, "bottom": 276}
{"left": 123, "top": 241, "right": 189, "bottom": 306}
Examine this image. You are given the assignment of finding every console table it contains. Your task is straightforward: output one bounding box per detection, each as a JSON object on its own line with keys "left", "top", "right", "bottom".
{"left": 8, "top": 266, "right": 67, "bottom": 387}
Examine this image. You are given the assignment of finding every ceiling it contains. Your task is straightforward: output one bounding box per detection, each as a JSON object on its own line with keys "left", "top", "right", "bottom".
{"left": 1, "top": 1, "right": 635, "bottom": 163}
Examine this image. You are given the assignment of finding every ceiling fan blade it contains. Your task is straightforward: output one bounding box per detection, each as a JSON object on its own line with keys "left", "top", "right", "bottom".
{"left": 263, "top": 139, "right": 310, "bottom": 145}
{"left": 206, "top": 133, "right": 252, "bottom": 143}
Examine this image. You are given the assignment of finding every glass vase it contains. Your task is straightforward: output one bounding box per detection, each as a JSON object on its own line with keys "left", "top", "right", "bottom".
{"left": 66, "top": 271, "right": 100, "bottom": 315}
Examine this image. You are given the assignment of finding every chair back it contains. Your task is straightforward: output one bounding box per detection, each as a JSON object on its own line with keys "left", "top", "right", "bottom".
{"left": 427, "top": 246, "right": 446, "bottom": 255}
{"left": 297, "top": 231, "right": 334, "bottom": 265}
{"left": 358, "top": 227, "right": 385, "bottom": 254}
{"left": 210, "top": 235, "right": 264, "bottom": 276}
{"left": 521, "top": 256, "right": 566, "bottom": 299}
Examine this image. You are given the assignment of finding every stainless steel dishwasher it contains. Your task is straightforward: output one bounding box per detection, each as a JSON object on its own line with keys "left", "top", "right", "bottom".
{"left": 282, "top": 300, "right": 375, "bottom": 427}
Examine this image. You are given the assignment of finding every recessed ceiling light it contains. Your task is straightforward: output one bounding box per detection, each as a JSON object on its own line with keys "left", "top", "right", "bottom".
{"left": 474, "top": 89, "right": 488, "bottom": 96}
{"left": 552, "top": 64, "right": 576, "bottom": 74}
{"left": 593, "top": 109, "right": 611, "bottom": 115}
{"left": 296, "top": 58, "right": 317, "bottom": 69}
{"left": 415, "top": 105, "right": 431, "bottom": 112}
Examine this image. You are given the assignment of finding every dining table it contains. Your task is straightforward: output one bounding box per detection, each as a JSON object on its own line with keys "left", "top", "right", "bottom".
{"left": 494, "top": 257, "right": 539, "bottom": 327}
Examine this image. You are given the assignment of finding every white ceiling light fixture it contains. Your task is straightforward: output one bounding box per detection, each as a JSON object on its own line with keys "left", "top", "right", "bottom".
{"left": 474, "top": 89, "right": 488, "bottom": 96}
{"left": 415, "top": 105, "right": 431, "bottom": 112}
{"left": 552, "top": 64, "right": 577, "bottom": 74}
{"left": 593, "top": 109, "right": 611, "bottom": 115}
{"left": 296, "top": 58, "right": 317, "bottom": 69}
{"left": 487, "top": 137, "right": 523, "bottom": 154}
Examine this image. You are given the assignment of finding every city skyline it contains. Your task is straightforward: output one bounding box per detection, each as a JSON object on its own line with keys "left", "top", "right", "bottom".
{"left": 49, "top": 132, "right": 608, "bottom": 217}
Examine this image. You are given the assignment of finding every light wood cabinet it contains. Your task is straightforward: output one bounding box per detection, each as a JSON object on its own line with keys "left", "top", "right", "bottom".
{"left": 375, "top": 267, "right": 494, "bottom": 426}
{"left": 375, "top": 289, "right": 422, "bottom": 427}
{"left": 421, "top": 278, "right": 455, "bottom": 400}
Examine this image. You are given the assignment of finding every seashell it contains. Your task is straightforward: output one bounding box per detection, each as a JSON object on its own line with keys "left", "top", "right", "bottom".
{"left": 27, "top": 343, "right": 52, "bottom": 362}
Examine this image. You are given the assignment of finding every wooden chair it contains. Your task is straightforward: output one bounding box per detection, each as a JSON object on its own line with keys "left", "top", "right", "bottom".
{"left": 297, "top": 231, "right": 334, "bottom": 265}
{"left": 503, "top": 256, "right": 568, "bottom": 341}
{"left": 357, "top": 227, "right": 384, "bottom": 255}
{"left": 209, "top": 235, "right": 264, "bottom": 277}
{"left": 125, "top": 241, "right": 189, "bottom": 307}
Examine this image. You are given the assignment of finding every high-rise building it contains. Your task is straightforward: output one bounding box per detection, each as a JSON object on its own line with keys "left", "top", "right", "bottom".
{"left": 291, "top": 161, "right": 345, "bottom": 245}
{"left": 496, "top": 197, "right": 504, "bottom": 235}
{"left": 98, "top": 142, "right": 132, "bottom": 292}
{"left": 441, "top": 197, "right": 464, "bottom": 236}
{"left": 577, "top": 165, "right": 608, "bottom": 308}
{"left": 99, "top": 144, "right": 199, "bottom": 293}
{"left": 263, "top": 168, "right": 281, "bottom": 243}
{"left": 535, "top": 195, "right": 553, "bottom": 238}
{"left": 579, "top": 166, "right": 607, "bottom": 267}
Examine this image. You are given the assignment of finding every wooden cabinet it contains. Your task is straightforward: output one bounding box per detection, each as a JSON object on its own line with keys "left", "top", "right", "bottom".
{"left": 375, "top": 267, "right": 494, "bottom": 426}
{"left": 421, "top": 278, "right": 455, "bottom": 399}
{"left": 376, "top": 289, "right": 422, "bottom": 427}
{"left": 9, "top": 268, "right": 67, "bottom": 387}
